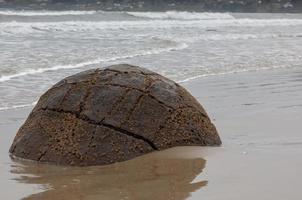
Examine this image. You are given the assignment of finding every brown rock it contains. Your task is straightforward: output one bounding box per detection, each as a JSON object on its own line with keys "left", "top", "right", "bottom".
{"left": 9, "top": 64, "right": 221, "bottom": 166}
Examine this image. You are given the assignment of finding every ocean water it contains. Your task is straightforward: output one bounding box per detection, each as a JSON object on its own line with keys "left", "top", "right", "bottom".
{"left": 1, "top": 10, "right": 302, "bottom": 111}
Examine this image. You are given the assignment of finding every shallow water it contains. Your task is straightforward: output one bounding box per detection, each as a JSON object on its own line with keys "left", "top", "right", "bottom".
{"left": 2, "top": 68, "right": 302, "bottom": 199}
{"left": 12, "top": 149, "right": 206, "bottom": 200}
{"left": 1, "top": 10, "right": 302, "bottom": 200}
{"left": 0, "top": 111, "right": 209, "bottom": 200}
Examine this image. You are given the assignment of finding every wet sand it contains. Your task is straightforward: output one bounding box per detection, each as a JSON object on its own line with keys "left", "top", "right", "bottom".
{"left": 1, "top": 67, "right": 302, "bottom": 200}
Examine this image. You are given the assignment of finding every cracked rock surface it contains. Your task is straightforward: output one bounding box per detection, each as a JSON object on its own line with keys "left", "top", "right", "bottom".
{"left": 9, "top": 64, "right": 221, "bottom": 166}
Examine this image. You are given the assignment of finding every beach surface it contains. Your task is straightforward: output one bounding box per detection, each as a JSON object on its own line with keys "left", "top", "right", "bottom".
{"left": 1, "top": 66, "right": 302, "bottom": 200}
{"left": 1, "top": 10, "right": 302, "bottom": 200}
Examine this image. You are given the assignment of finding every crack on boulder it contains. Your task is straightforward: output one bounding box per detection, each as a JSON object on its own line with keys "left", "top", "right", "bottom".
{"left": 51, "top": 79, "right": 176, "bottom": 113}
{"left": 79, "top": 88, "right": 90, "bottom": 114}
{"left": 37, "top": 121, "right": 50, "bottom": 161}
{"left": 153, "top": 106, "right": 186, "bottom": 137}
{"left": 102, "top": 82, "right": 175, "bottom": 108}
{"left": 146, "top": 94, "right": 174, "bottom": 110}
{"left": 120, "top": 78, "right": 156, "bottom": 126}
{"left": 107, "top": 88, "right": 131, "bottom": 117}
{"left": 41, "top": 108, "right": 158, "bottom": 151}
{"left": 37, "top": 149, "right": 48, "bottom": 161}
{"left": 88, "top": 125, "right": 97, "bottom": 148}
{"left": 78, "top": 71, "right": 100, "bottom": 114}
{"left": 120, "top": 93, "right": 144, "bottom": 126}
{"left": 60, "top": 84, "right": 74, "bottom": 105}
{"left": 153, "top": 105, "right": 209, "bottom": 138}
{"left": 184, "top": 104, "right": 209, "bottom": 119}
{"left": 101, "top": 122, "right": 158, "bottom": 150}
{"left": 103, "top": 68, "right": 156, "bottom": 76}
{"left": 103, "top": 83, "right": 145, "bottom": 92}
{"left": 143, "top": 75, "right": 154, "bottom": 90}
{"left": 153, "top": 108, "right": 176, "bottom": 136}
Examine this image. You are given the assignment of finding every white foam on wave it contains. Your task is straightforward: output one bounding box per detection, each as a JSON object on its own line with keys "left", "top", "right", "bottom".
{"left": 126, "top": 11, "right": 235, "bottom": 20}
{"left": 0, "top": 61, "right": 291, "bottom": 111}
{"left": 0, "top": 101, "right": 37, "bottom": 112}
{"left": 178, "top": 65, "right": 292, "bottom": 83}
{"left": 180, "top": 33, "right": 302, "bottom": 43}
{"left": 2, "top": 18, "right": 302, "bottom": 35}
{"left": 0, "top": 10, "right": 96, "bottom": 16}
{"left": 203, "top": 33, "right": 280, "bottom": 41}
{"left": 0, "top": 41, "right": 187, "bottom": 111}
{"left": 0, "top": 42, "right": 188, "bottom": 83}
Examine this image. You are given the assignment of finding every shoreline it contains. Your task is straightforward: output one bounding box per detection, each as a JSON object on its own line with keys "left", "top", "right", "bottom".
{"left": 1, "top": 66, "right": 302, "bottom": 199}
{"left": 1, "top": 65, "right": 298, "bottom": 113}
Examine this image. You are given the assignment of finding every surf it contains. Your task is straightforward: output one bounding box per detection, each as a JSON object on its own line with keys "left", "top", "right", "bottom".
{"left": 0, "top": 10, "right": 96, "bottom": 16}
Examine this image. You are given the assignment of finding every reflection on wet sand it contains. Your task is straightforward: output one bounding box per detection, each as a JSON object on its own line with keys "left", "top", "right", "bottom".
{"left": 11, "top": 147, "right": 207, "bottom": 200}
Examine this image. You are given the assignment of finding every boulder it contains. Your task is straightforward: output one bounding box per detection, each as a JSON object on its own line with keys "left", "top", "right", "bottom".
{"left": 9, "top": 64, "right": 221, "bottom": 166}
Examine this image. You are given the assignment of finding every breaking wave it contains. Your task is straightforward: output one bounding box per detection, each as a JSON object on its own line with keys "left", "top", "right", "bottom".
{"left": 178, "top": 65, "right": 293, "bottom": 83}
{"left": 0, "top": 101, "right": 37, "bottom": 112}
{"left": 2, "top": 18, "right": 302, "bottom": 35}
{"left": 0, "top": 42, "right": 188, "bottom": 83}
{"left": 126, "top": 11, "right": 235, "bottom": 20}
{"left": 180, "top": 33, "right": 302, "bottom": 42}
{"left": 0, "top": 10, "right": 96, "bottom": 16}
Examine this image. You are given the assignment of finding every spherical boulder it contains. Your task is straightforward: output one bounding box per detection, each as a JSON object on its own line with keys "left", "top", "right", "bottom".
{"left": 9, "top": 64, "right": 221, "bottom": 166}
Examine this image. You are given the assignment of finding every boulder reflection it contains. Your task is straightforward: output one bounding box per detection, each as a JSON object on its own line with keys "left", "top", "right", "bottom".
{"left": 11, "top": 148, "right": 207, "bottom": 200}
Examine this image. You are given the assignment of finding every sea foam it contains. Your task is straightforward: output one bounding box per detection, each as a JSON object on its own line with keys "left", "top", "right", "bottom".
{"left": 2, "top": 18, "right": 302, "bottom": 35}
{"left": 178, "top": 65, "right": 293, "bottom": 83}
{"left": 126, "top": 11, "right": 235, "bottom": 20}
{"left": 0, "top": 101, "right": 37, "bottom": 111}
{"left": 0, "top": 10, "right": 96, "bottom": 16}
{"left": 0, "top": 42, "right": 187, "bottom": 83}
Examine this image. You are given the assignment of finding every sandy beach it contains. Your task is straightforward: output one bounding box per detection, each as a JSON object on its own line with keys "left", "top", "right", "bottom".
{"left": 1, "top": 66, "right": 302, "bottom": 200}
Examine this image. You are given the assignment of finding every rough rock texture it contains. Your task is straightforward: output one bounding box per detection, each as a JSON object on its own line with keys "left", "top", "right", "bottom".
{"left": 9, "top": 64, "right": 221, "bottom": 166}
